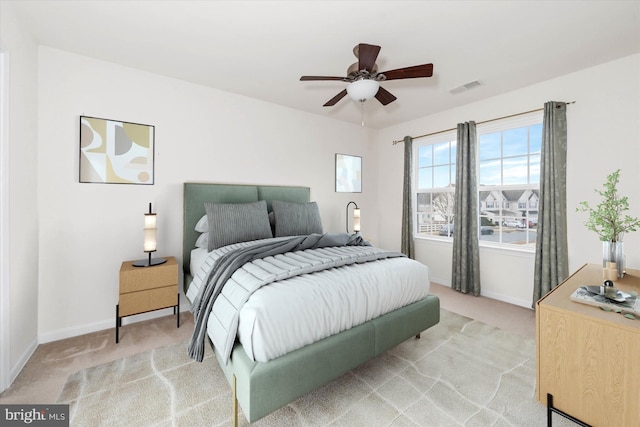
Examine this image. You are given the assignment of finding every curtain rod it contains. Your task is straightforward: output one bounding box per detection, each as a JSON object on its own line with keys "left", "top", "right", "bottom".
{"left": 392, "top": 101, "right": 576, "bottom": 145}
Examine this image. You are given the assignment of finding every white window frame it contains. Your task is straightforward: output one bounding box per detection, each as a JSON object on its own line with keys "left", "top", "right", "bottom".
{"left": 413, "top": 131, "right": 457, "bottom": 238}
{"left": 413, "top": 111, "right": 543, "bottom": 251}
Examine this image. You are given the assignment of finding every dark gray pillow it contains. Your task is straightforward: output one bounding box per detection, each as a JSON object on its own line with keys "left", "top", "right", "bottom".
{"left": 271, "top": 200, "right": 323, "bottom": 237}
{"left": 205, "top": 200, "right": 272, "bottom": 251}
{"left": 268, "top": 211, "right": 275, "bottom": 236}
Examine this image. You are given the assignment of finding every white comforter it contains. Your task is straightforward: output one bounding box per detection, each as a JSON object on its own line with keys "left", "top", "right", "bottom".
{"left": 187, "top": 239, "right": 430, "bottom": 363}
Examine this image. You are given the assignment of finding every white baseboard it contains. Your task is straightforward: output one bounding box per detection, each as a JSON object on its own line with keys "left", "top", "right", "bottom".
{"left": 38, "top": 303, "right": 190, "bottom": 344}
{"left": 431, "top": 280, "right": 532, "bottom": 310}
{"left": 430, "top": 277, "right": 450, "bottom": 287}
{"left": 480, "top": 290, "right": 532, "bottom": 309}
{"left": 10, "top": 336, "right": 37, "bottom": 386}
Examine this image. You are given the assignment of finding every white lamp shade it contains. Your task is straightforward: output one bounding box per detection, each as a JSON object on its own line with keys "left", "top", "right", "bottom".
{"left": 132, "top": 202, "right": 167, "bottom": 267}
{"left": 353, "top": 208, "right": 361, "bottom": 232}
{"left": 143, "top": 228, "right": 157, "bottom": 252}
{"left": 144, "top": 213, "right": 157, "bottom": 229}
{"left": 143, "top": 212, "right": 157, "bottom": 252}
{"left": 347, "top": 79, "right": 379, "bottom": 101}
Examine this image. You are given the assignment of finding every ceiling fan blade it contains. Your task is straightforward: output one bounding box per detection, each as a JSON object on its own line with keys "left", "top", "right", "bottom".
{"left": 323, "top": 89, "right": 348, "bottom": 107}
{"left": 375, "top": 86, "right": 397, "bottom": 106}
{"left": 300, "top": 76, "right": 347, "bottom": 81}
{"left": 358, "top": 43, "right": 381, "bottom": 73}
{"left": 378, "top": 63, "right": 434, "bottom": 81}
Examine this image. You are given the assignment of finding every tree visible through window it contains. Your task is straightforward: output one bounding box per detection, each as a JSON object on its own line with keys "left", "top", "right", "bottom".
{"left": 414, "top": 112, "right": 542, "bottom": 248}
{"left": 416, "top": 138, "right": 456, "bottom": 236}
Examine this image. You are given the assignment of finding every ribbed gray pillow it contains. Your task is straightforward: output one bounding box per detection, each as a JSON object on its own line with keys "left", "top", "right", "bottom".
{"left": 271, "top": 200, "right": 323, "bottom": 237}
{"left": 205, "top": 200, "right": 272, "bottom": 251}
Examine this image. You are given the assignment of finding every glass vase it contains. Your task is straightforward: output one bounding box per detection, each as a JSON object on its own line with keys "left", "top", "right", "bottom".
{"left": 602, "top": 241, "right": 625, "bottom": 279}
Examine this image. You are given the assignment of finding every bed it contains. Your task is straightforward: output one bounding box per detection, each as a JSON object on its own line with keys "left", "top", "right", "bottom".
{"left": 182, "top": 182, "right": 440, "bottom": 425}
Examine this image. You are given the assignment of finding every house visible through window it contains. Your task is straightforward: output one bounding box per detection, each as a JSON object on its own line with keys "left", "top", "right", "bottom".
{"left": 414, "top": 111, "right": 542, "bottom": 249}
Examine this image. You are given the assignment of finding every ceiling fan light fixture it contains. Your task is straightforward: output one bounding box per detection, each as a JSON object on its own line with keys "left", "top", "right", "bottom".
{"left": 347, "top": 79, "right": 379, "bottom": 102}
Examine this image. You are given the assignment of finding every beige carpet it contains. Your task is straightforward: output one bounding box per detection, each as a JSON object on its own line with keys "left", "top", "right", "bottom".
{"left": 56, "top": 310, "right": 572, "bottom": 427}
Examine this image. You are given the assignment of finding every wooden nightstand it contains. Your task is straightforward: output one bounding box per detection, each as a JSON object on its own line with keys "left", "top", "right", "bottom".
{"left": 116, "top": 256, "right": 179, "bottom": 343}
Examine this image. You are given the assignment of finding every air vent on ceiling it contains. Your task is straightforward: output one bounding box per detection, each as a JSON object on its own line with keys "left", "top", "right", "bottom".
{"left": 449, "top": 80, "right": 481, "bottom": 95}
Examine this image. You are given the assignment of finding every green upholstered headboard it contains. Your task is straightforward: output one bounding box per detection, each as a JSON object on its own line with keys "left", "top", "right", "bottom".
{"left": 182, "top": 182, "right": 310, "bottom": 288}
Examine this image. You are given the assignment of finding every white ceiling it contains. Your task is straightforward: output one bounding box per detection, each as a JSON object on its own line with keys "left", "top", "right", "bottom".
{"left": 7, "top": 0, "right": 640, "bottom": 129}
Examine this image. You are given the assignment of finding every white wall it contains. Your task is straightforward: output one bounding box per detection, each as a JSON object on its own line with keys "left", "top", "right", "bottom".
{"left": 36, "top": 47, "right": 377, "bottom": 342}
{"left": 377, "top": 54, "right": 640, "bottom": 308}
{"left": 0, "top": 2, "right": 40, "bottom": 388}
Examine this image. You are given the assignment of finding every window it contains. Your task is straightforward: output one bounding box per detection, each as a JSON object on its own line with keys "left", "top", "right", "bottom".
{"left": 414, "top": 112, "right": 542, "bottom": 248}
{"left": 416, "top": 136, "right": 456, "bottom": 236}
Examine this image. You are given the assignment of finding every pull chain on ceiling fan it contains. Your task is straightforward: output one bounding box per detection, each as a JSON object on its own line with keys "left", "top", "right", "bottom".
{"left": 300, "top": 43, "right": 434, "bottom": 107}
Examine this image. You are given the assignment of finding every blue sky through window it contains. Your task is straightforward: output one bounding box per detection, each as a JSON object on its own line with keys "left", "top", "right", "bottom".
{"left": 418, "top": 139, "right": 456, "bottom": 189}
{"left": 417, "top": 122, "right": 540, "bottom": 189}
{"left": 478, "top": 124, "right": 542, "bottom": 186}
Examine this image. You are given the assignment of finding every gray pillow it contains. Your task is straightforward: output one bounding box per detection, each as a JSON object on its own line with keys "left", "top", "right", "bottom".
{"left": 205, "top": 200, "right": 272, "bottom": 251}
{"left": 271, "top": 200, "right": 323, "bottom": 237}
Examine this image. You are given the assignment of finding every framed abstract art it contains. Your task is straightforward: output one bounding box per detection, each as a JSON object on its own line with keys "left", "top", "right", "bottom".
{"left": 335, "top": 153, "right": 362, "bottom": 193}
{"left": 79, "top": 116, "right": 155, "bottom": 185}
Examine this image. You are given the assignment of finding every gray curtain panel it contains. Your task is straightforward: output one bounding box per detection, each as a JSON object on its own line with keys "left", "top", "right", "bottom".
{"left": 401, "top": 136, "right": 415, "bottom": 259}
{"left": 452, "top": 122, "right": 481, "bottom": 296}
{"left": 533, "top": 102, "right": 569, "bottom": 306}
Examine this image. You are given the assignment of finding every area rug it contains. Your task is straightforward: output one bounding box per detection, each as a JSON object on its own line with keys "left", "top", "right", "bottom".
{"left": 57, "top": 310, "right": 571, "bottom": 426}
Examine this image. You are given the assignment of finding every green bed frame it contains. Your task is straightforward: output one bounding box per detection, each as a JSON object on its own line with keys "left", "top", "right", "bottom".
{"left": 182, "top": 182, "right": 440, "bottom": 425}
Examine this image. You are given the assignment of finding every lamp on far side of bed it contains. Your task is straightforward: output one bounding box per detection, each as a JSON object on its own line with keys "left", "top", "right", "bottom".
{"left": 132, "top": 202, "right": 167, "bottom": 267}
{"left": 346, "top": 201, "right": 361, "bottom": 234}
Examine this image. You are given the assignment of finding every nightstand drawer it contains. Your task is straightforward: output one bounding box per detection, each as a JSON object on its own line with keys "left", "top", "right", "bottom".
{"left": 119, "top": 257, "right": 178, "bottom": 293}
{"left": 119, "top": 284, "right": 178, "bottom": 317}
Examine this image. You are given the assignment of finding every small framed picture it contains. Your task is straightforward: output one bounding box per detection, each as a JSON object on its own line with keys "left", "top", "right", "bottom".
{"left": 335, "top": 153, "right": 362, "bottom": 193}
{"left": 79, "top": 116, "right": 155, "bottom": 185}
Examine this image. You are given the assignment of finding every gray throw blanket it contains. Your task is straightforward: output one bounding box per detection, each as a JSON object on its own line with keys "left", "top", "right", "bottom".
{"left": 188, "top": 233, "right": 400, "bottom": 362}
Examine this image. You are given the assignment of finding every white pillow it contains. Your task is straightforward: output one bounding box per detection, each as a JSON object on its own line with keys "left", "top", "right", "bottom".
{"left": 190, "top": 247, "right": 209, "bottom": 279}
{"left": 195, "top": 214, "right": 208, "bottom": 232}
{"left": 195, "top": 232, "right": 209, "bottom": 249}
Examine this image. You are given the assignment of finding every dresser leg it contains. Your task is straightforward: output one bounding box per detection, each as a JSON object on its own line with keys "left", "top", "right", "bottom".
{"left": 115, "top": 304, "right": 120, "bottom": 344}
{"left": 546, "top": 393, "right": 592, "bottom": 427}
{"left": 176, "top": 293, "right": 180, "bottom": 328}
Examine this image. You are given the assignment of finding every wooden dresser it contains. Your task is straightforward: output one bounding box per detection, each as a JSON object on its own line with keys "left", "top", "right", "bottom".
{"left": 536, "top": 263, "right": 640, "bottom": 426}
{"left": 116, "top": 256, "right": 179, "bottom": 342}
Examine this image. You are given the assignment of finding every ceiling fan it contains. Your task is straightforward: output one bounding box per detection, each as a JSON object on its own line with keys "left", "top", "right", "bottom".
{"left": 300, "top": 43, "right": 434, "bottom": 107}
